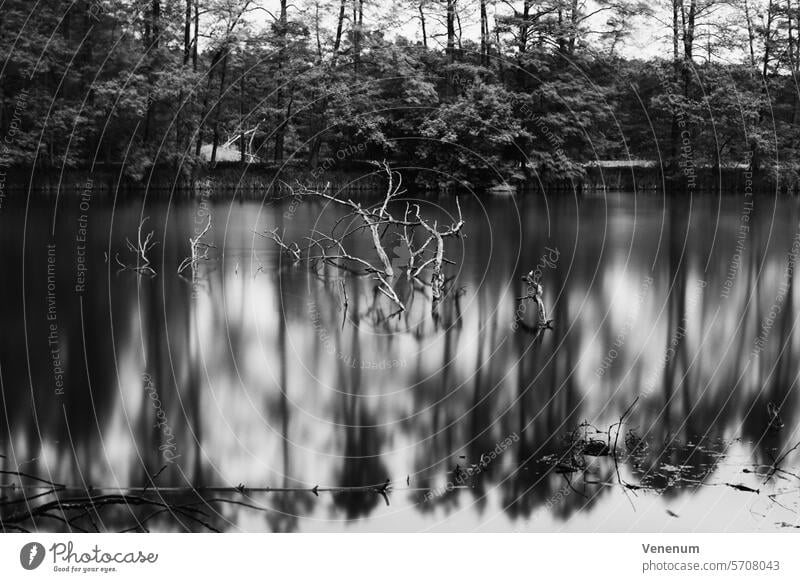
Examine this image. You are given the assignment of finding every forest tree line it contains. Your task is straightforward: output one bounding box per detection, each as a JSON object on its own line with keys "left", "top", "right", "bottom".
{"left": 1, "top": 0, "right": 800, "bottom": 189}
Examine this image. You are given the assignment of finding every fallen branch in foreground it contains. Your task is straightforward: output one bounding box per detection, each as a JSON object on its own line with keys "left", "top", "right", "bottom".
{"left": 0, "top": 470, "right": 398, "bottom": 532}
{"left": 764, "top": 439, "right": 800, "bottom": 484}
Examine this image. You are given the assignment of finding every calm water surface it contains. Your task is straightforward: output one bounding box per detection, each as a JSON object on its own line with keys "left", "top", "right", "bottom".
{"left": 2, "top": 188, "right": 800, "bottom": 532}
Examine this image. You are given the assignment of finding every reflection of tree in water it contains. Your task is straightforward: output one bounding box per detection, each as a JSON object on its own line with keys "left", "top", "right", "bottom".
{"left": 463, "top": 297, "right": 501, "bottom": 511}
{"left": 742, "top": 205, "right": 799, "bottom": 463}
{"left": 662, "top": 197, "right": 690, "bottom": 429}
{"left": 7, "top": 194, "right": 800, "bottom": 531}
{"left": 332, "top": 288, "right": 389, "bottom": 520}
{"left": 504, "top": 255, "right": 583, "bottom": 520}
{"left": 0, "top": 203, "right": 123, "bottom": 499}
{"left": 265, "top": 270, "right": 312, "bottom": 532}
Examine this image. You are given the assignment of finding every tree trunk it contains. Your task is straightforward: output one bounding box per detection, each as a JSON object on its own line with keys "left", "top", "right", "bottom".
{"left": 789, "top": 0, "right": 799, "bottom": 150}
{"left": 308, "top": 0, "right": 346, "bottom": 168}
{"left": 789, "top": 0, "right": 796, "bottom": 75}
{"left": 184, "top": 0, "right": 191, "bottom": 65}
{"left": 354, "top": 0, "right": 364, "bottom": 73}
{"left": 420, "top": 3, "right": 428, "bottom": 50}
{"left": 495, "top": 26, "right": 504, "bottom": 75}
{"left": 446, "top": 0, "right": 455, "bottom": 61}
{"left": 143, "top": 1, "right": 161, "bottom": 143}
{"left": 682, "top": 0, "right": 696, "bottom": 62}
{"left": 240, "top": 64, "right": 246, "bottom": 163}
{"left": 210, "top": 50, "right": 229, "bottom": 165}
{"left": 672, "top": 0, "right": 680, "bottom": 67}
{"left": 456, "top": 6, "right": 463, "bottom": 53}
{"left": 195, "top": 85, "right": 208, "bottom": 158}
{"left": 670, "top": 0, "right": 681, "bottom": 166}
{"left": 179, "top": 0, "right": 191, "bottom": 150}
{"left": 195, "top": 50, "right": 224, "bottom": 158}
{"left": 681, "top": 0, "right": 695, "bottom": 101}
{"left": 332, "top": 0, "right": 346, "bottom": 65}
{"left": 193, "top": 0, "right": 199, "bottom": 70}
{"left": 274, "top": 0, "right": 288, "bottom": 162}
{"left": 519, "top": 0, "right": 531, "bottom": 54}
{"left": 763, "top": 0, "right": 774, "bottom": 78}
{"left": 314, "top": 1, "right": 322, "bottom": 61}
{"left": 743, "top": 0, "right": 756, "bottom": 69}
{"left": 568, "top": 0, "right": 578, "bottom": 53}
{"left": 152, "top": 0, "right": 160, "bottom": 45}
{"left": 480, "top": 0, "right": 487, "bottom": 64}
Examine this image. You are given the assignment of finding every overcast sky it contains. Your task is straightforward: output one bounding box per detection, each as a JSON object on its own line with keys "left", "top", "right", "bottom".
{"left": 239, "top": 0, "right": 704, "bottom": 62}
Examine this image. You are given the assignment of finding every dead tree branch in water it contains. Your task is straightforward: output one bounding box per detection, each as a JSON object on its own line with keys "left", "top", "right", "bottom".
{"left": 258, "top": 162, "right": 464, "bottom": 313}
{"left": 609, "top": 399, "right": 638, "bottom": 465}
{"left": 611, "top": 398, "right": 641, "bottom": 509}
{"left": 259, "top": 227, "right": 302, "bottom": 262}
{"left": 177, "top": 215, "right": 215, "bottom": 275}
{"left": 514, "top": 269, "right": 554, "bottom": 335}
{"left": 764, "top": 439, "right": 800, "bottom": 484}
{"left": 116, "top": 217, "right": 158, "bottom": 276}
{"left": 339, "top": 280, "right": 349, "bottom": 328}
{"left": 412, "top": 198, "right": 464, "bottom": 304}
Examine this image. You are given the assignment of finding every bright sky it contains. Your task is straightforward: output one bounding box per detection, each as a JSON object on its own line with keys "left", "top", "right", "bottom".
{"left": 241, "top": 0, "right": 751, "bottom": 64}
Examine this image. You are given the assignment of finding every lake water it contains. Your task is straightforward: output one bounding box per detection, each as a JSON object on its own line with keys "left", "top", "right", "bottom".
{"left": 2, "top": 187, "right": 800, "bottom": 532}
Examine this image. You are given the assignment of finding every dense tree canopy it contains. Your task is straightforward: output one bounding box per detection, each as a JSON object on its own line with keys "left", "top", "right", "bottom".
{"left": 1, "top": 0, "right": 799, "bottom": 188}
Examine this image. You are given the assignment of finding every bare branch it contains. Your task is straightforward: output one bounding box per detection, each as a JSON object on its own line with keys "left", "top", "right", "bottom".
{"left": 117, "top": 217, "right": 157, "bottom": 276}
{"left": 178, "top": 215, "right": 215, "bottom": 275}
{"left": 258, "top": 165, "right": 466, "bottom": 316}
{"left": 255, "top": 227, "right": 302, "bottom": 262}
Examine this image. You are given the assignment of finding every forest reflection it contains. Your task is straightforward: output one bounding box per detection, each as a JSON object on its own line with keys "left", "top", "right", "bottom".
{"left": 1, "top": 189, "right": 799, "bottom": 532}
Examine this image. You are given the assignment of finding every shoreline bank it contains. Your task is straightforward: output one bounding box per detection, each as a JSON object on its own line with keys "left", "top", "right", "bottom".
{"left": 0, "top": 162, "right": 791, "bottom": 197}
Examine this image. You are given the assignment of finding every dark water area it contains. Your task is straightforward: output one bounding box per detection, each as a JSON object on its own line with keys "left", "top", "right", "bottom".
{"left": 2, "top": 188, "right": 800, "bottom": 532}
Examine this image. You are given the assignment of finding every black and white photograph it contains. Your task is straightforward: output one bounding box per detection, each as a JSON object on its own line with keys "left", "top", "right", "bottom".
{"left": 1, "top": 0, "right": 799, "bottom": 578}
